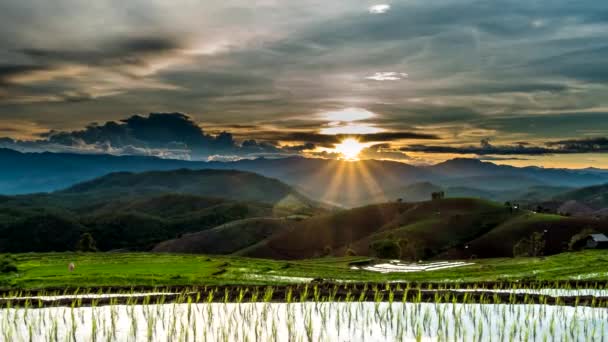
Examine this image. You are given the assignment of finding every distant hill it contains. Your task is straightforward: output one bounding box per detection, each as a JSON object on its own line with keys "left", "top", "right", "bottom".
{"left": 552, "top": 183, "right": 608, "bottom": 209}
{"left": 2, "top": 148, "right": 608, "bottom": 207}
{"left": 368, "top": 182, "right": 443, "bottom": 204}
{"left": 60, "top": 168, "right": 318, "bottom": 210}
{"left": 522, "top": 183, "right": 608, "bottom": 217}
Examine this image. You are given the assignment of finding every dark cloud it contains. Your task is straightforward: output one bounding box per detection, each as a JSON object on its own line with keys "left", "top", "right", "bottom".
{"left": 251, "top": 131, "right": 438, "bottom": 146}
{"left": 527, "top": 46, "right": 608, "bottom": 83}
{"left": 20, "top": 37, "right": 182, "bottom": 67}
{"left": 402, "top": 139, "right": 554, "bottom": 155}
{"left": 0, "top": 64, "right": 47, "bottom": 85}
{"left": 359, "top": 143, "right": 411, "bottom": 161}
{"left": 0, "top": 113, "right": 291, "bottom": 160}
{"left": 358, "top": 131, "right": 439, "bottom": 142}
{"left": 403, "top": 137, "right": 608, "bottom": 156}
{"left": 547, "top": 137, "right": 608, "bottom": 153}
{"left": 477, "top": 156, "right": 531, "bottom": 161}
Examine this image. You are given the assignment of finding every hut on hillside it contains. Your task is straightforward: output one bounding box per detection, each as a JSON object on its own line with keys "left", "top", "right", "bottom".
{"left": 573, "top": 233, "right": 608, "bottom": 250}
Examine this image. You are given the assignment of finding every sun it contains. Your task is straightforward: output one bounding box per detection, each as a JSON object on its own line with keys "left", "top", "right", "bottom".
{"left": 334, "top": 138, "right": 366, "bottom": 160}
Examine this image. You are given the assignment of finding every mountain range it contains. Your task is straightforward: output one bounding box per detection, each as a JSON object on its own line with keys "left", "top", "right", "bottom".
{"left": 2, "top": 148, "right": 608, "bottom": 208}
{"left": 0, "top": 155, "right": 606, "bottom": 259}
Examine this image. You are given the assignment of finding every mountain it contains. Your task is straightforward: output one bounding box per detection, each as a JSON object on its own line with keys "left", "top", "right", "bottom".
{"left": 525, "top": 183, "right": 608, "bottom": 217}
{"left": 0, "top": 169, "right": 324, "bottom": 252}
{"left": 60, "top": 168, "right": 318, "bottom": 209}
{"left": 2, "top": 148, "right": 608, "bottom": 207}
{"left": 0, "top": 148, "right": 208, "bottom": 194}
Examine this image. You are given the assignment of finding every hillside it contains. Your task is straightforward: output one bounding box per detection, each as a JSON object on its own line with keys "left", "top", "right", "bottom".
{"left": 240, "top": 198, "right": 516, "bottom": 259}
{"left": 552, "top": 183, "right": 608, "bottom": 209}
{"left": 452, "top": 214, "right": 608, "bottom": 258}
{"left": 153, "top": 218, "right": 294, "bottom": 254}
{"left": 0, "top": 170, "right": 325, "bottom": 252}
{"left": 60, "top": 169, "right": 316, "bottom": 209}
{"left": 154, "top": 198, "right": 608, "bottom": 260}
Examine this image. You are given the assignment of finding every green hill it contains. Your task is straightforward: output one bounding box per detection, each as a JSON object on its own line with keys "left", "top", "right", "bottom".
{"left": 240, "top": 198, "right": 519, "bottom": 259}
{"left": 0, "top": 170, "right": 326, "bottom": 252}
{"left": 154, "top": 197, "right": 606, "bottom": 260}
{"left": 454, "top": 213, "right": 607, "bottom": 258}
{"left": 153, "top": 218, "right": 294, "bottom": 255}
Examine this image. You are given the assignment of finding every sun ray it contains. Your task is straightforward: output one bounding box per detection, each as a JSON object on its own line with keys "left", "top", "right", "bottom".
{"left": 321, "top": 160, "right": 347, "bottom": 205}
{"left": 355, "top": 160, "right": 388, "bottom": 204}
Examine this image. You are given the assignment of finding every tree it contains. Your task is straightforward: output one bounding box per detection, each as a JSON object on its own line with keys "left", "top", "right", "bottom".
{"left": 370, "top": 239, "right": 401, "bottom": 259}
{"left": 397, "top": 238, "right": 416, "bottom": 260}
{"left": 513, "top": 231, "right": 545, "bottom": 257}
{"left": 76, "top": 232, "right": 98, "bottom": 252}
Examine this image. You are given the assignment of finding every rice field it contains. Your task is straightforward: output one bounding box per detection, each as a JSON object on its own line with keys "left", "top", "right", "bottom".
{"left": 1, "top": 282, "right": 607, "bottom": 342}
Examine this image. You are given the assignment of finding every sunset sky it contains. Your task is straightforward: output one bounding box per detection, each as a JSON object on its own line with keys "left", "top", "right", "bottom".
{"left": 1, "top": 0, "right": 607, "bottom": 168}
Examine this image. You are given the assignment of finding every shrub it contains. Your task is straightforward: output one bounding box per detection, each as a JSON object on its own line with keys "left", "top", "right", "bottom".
{"left": 0, "top": 255, "right": 18, "bottom": 274}
{"left": 76, "top": 232, "right": 98, "bottom": 252}
{"left": 370, "top": 239, "right": 401, "bottom": 259}
{"left": 513, "top": 232, "right": 545, "bottom": 257}
{"left": 344, "top": 247, "right": 357, "bottom": 256}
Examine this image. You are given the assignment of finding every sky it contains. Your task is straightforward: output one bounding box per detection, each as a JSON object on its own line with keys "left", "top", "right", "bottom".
{"left": 0, "top": 0, "right": 607, "bottom": 168}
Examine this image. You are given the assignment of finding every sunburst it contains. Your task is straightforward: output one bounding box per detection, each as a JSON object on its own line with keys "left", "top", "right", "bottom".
{"left": 334, "top": 138, "right": 366, "bottom": 160}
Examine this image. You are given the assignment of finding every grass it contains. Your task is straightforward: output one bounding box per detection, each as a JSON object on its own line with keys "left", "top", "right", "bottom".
{"left": 0, "top": 250, "right": 607, "bottom": 289}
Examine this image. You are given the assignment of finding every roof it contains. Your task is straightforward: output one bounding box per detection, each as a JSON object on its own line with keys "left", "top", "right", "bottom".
{"left": 589, "top": 234, "right": 608, "bottom": 242}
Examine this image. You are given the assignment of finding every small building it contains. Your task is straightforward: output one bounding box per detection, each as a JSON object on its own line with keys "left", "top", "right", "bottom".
{"left": 575, "top": 234, "right": 608, "bottom": 250}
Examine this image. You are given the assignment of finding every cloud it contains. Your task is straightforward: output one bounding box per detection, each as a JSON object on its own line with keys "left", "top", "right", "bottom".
{"left": 546, "top": 137, "right": 608, "bottom": 153}
{"left": 0, "top": 0, "right": 607, "bottom": 169}
{"left": 368, "top": 4, "right": 391, "bottom": 14}
{"left": 359, "top": 143, "right": 411, "bottom": 161}
{"left": 402, "top": 139, "right": 554, "bottom": 155}
{"left": 0, "top": 113, "right": 292, "bottom": 160}
{"left": 402, "top": 137, "right": 608, "bottom": 156}
{"left": 365, "top": 72, "right": 408, "bottom": 81}
{"left": 359, "top": 131, "right": 439, "bottom": 143}
{"left": 320, "top": 108, "right": 376, "bottom": 122}
{"left": 319, "top": 123, "right": 384, "bottom": 135}
{"left": 0, "top": 64, "right": 48, "bottom": 85}
{"left": 257, "top": 130, "right": 439, "bottom": 147}
{"left": 20, "top": 37, "right": 181, "bottom": 67}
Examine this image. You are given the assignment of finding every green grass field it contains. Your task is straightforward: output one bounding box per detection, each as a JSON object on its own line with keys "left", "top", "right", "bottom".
{"left": 1, "top": 250, "right": 607, "bottom": 289}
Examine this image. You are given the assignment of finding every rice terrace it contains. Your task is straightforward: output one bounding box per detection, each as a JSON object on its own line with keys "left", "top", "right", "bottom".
{"left": 2, "top": 0, "right": 608, "bottom": 341}
{"left": 0, "top": 252, "right": 607, "bottom": 341}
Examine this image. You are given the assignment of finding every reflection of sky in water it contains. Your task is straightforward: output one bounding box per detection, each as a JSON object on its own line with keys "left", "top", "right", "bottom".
{"left": 1, "top": 302, "right": 606, "bottom": 341}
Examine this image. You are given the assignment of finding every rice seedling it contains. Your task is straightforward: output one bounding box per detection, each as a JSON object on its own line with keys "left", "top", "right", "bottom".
{"left": 0, "top": 282, "right": 606, "bottom": 341}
